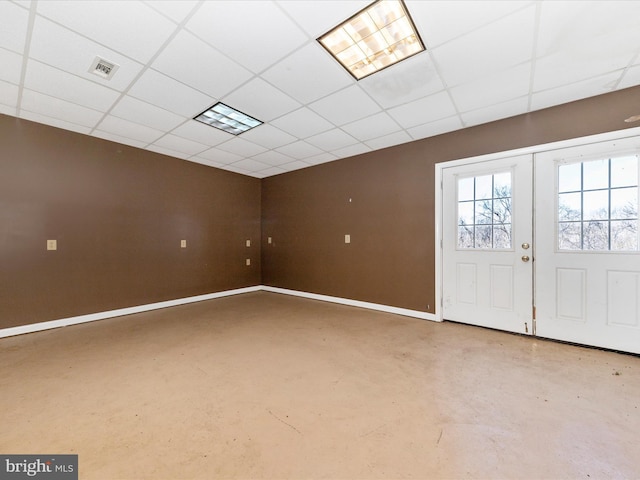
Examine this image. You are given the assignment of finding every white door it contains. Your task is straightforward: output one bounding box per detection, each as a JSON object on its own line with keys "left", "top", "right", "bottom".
{"left": 535, "top": 137, "right": 640, "bottom": 354}
{"left": 442, "top": 155, "right": 533, "bottom": 334}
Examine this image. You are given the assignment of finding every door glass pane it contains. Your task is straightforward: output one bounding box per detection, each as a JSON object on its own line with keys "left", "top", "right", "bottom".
{"left": 557, "top": 155, "right": 639, "bottom": 252}
{"left": 457, "top": 172, "right": 512, "bottom": 249}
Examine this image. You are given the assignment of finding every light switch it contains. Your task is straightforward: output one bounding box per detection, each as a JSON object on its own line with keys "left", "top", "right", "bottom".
{"left": 246, "top": 239, "right": 251, "bottom": 247}
{"left": 268, "top": 237, "right": 272, "bottom": 244}
{"left": 345, "top": 234, "right": 351, "bottom": 244}
{"left": 181, "top": 240, "right": 187, "bottom": 248}
{"left": 246, "top": 258, "right": 251, "bottom": 266}
{"left": 47, "top": 239, "right": 57, "bottom": 251}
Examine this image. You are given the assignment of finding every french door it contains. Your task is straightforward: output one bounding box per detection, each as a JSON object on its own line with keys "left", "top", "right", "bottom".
{"left": 441, "top": 136, "right": 640, "bottom": 354}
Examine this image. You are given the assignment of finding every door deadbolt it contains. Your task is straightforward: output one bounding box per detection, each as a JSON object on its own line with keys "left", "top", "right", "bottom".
{"left": 522, "top": 243, "right": 530, "bottom": 249}
{"left": 522, "top": 255, "right": 530, "bottom": 262}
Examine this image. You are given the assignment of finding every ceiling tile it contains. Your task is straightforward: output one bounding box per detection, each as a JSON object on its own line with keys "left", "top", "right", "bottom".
{"left": 0, "top": 1, "right": 28, "bottom": 53}
{"left": 251, "top": 151, "right": 295, "bottom": 167}
{"left": 229, "top": 158, "right": 271, "bottom": 173}
{"left": 304, "top": 152, "right": 338, "bottom": 165}
{"left": 341, "top": 112, "right": 402, "bottom": 142}
{"left": 0, "top": 104, "right": 16, "bottom": 116}
{"left": 0, "top": 47, "right": 22, "bottom": 85}
{"left": 146, "top": 144, "right": 189, "bottom": 160}
{"left": 408, "top": 0, "right": 531, "bottom": 48}
{"left": 387, "top": 91, "right": 457, "bottom": 129}
{"left": 187, "top": 157, "right": 227, "bottom": 169}
{"left": 306, "top": 128, "right": 358, "bottom": 151}
{"left": 97, "top": 115, "right": 164, "bottom": 144}
{"left": 331, "top": 143, "right": 371, "bottom": 159}
{"left": 530, "top": 72, "right": 624, "bottom": 112}
{"left": 270, "top": 107, "right": 333, "bottom": 138}
{"left": 461, "top": 97, "right": 529, "bottom": 127}
{"left": 407, "top": 115, "right": 463, "bottom": 141}
{"left": 278, "top": 160, "right": 311, "bottom": 172}
{"left": 187, "top": 1, "right": 307, "bottom": 74}
{"left": 24, "top": 60, "right": 120, "bottom": 112}
{"left": 145, "top": 0, "right": 199, "bottom": 24}
{"left": 128, "top": 69, "right": 214, "bottom": 118}
{"left": 619, "top": 65, "right": 640, "bottom": 90}
{"left": 254, "top": 166, "right": 287, "bottom": 178}
{"left": 196, "top": 148, "right": 244, "bottom": 165}
{"left": 451, "top": 63, "right": 531, "bottom": 113}
{"left": 110, "top": 96, "right": 185, "bottom": 131}
{"left": 220, "top": 164, "right": 252, "bottom": 176}
{"left": 92, "top": 130, "right": 147, "bottom": 149}
{"left": 276, "top": 0, "right": 368, "bottom": 38}
{"left": 261, "top": 42, "right": 353, "bottom": 104}
{"left": 240, "top": 124, "right": 297, "bottom": 150}
{"left": 276, "top": 140, "right": 324, "bottom": 159}
{"left": 29, "top": 16, "right": 144, "bottom": 92}
{"left": 365, "top": 130, "right": 413, "bottom": 151}
{"left": 309, "top": 85, "right": 381, "bottom": 126}
{"left": 359, "top": 53, "right": 444, "bottom": 109}
{"left": 151, "top": 133, "right": 209, "bottom": 156}
{"left": 170, "top": 121, "right": 231, "bottom": 147}
{"left": 430, "top": 5, "right": 536, "bottom": 88}
{"left": 36, "top": 0, "right": 176, "bottom": 63}
{"left": 21, "top": 89, "right": 103, "bottom": 128}
{"left": 216, "top": 137, "right": 268, "bottom": 157}
{"left": 222, "top": 77, "right": 301, "bottom": 122}
{"left": 152, "top": 31, "right": 252, "bottom": 99}
{"left": 19, "top": 111, "right": 91, "bottom": 135}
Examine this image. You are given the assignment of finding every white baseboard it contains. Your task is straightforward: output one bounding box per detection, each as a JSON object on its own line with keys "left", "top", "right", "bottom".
{"left": 0, "top": 285, "right": 436, "bottom": 339}
{"left": 0, "top": 286, "right": 261, "bottom": 339}
{"left": 262, "top": 286, "right": 437, "bottom": 322}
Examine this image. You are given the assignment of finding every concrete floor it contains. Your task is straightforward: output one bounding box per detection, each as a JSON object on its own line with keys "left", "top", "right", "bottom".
{"left": 1, "top": 291, "right": 639, "bottom": 479}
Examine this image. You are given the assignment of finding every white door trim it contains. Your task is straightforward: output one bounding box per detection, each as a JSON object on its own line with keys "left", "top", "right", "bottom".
{"left": 435, "top": 126, "right": 640, "bottom": 322}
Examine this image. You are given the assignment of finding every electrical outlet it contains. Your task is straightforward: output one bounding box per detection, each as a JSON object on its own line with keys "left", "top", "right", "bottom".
{"left": 47, "top": 239, "right": 57, "bottom": 251}
{"left": 181, "top": 240, "right": 187, "bottom": 248}
{"left": 246, "top": 239, "right": 251, "bottom": 247}
{"left": 246, "top": 258, "right": 251, "bottom": 266}
{"left": 345, "top": 234, "right": 351, "bottom": 244}
{"left": 268, "top": 237, "right": 272, "bottom": 244}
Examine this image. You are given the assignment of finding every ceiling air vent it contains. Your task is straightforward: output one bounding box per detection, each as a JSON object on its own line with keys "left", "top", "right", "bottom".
{"left": 88, "top": 56, "right": 119, "bottom": 80}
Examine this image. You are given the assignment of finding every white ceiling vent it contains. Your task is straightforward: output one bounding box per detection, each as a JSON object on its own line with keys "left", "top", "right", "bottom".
{"left": 88, "top": 56, "right": 119, "bottom": 80}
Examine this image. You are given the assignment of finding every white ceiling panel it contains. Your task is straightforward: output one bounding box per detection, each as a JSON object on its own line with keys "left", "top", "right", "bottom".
{"left": 170, "top": 121, "right": 231, "bottom": 147}
{"left": 222, "top": 78, "right": 301, "bottom": 123}
{"left": 309, "top": 85, "right": 382, "bottom": 126}
{"left": 251, "top": 151, "right": 296, "bottom": 167}
{"left": 187, "top": 1, "right": 307, "bottom": 74}
{"left": 110, "top": 96, "right": 185, "bottom": 131}
{"left": 29, "top": 16, "right": 144, "bottom": 92}
{"left": 359, "top": 53, "right": 444, "bottom": 109}
{"left": 306, "top": 128, "right": 359, "bottom": 151}
{"left": 36, "top": 0, "right": 176, "bottom": 63}
{"left": 270, "top": 107, "right": 334, "bottom": 139}
{"left": 342, "top": 112, "right": 402, "bottom": 142}
{"left": 97, "top": 115, "right": 164, "bottom": 144}
{"left": 24, "top": 60, "right": 120, "bottom": 111}
{"left": 2, "top": 0, "right": 639, "bottom": 177}
{"left": 279, "top": 160, "right": 312, "bottom": 173}
{"left": 388, "top": 91, "right": 457, "bottom": 129}
{"left": 151, "top": 133, "right": 209, "bottom": 156}
{"left": 128, "top": 69, "right": 215, "bottom": 118}
{"left": 152, "top": 31, "right": 252, "bottom": 99}
{"left": 240, "top": 124, "right": 297, "bottom": 150}
{"left": 0, "top": 47, "right": 22, "bottom": 85}
{"left": 276, "top": 140, "right": 324, "bottom": 159}
{"left": 431, "top": 5, "right": 536, "bottom": 88}
{"left": 451, "top": 63, "right": 531, "bottom": 113}
{"left": 228, "top": 158, "right": 272, "bottom": 173}
{"left": 261, "top": 42, "right": 353, "bottom": 104}
{"left": 461, "top": 97, "right": 530, "bottom": 128}
{"left": 21, "top": 89, "right": 103, "bottom": 128}
{"left": 0, "top": 1, "right": 28, "bottom": 53}
{"left": 19, "top": 110, "right": 91, "bottom": 135}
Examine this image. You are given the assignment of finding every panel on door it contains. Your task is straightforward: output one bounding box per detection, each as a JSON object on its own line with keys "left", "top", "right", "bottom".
{"left": 535, "top": 136, "right": 640, "bottom": 354}
{"left": 442, "top": 155, "right": 533, "bottom": 334}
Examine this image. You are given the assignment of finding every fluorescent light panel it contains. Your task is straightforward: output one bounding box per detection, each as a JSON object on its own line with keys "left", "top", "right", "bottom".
{"left": 194, "top": 102, "right": 262, "bottom": 135}
{"left": 318, "top": 0, "right": 425, "bottom": 80}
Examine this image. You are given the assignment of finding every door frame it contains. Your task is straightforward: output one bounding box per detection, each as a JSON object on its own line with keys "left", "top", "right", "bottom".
{"left": 434, "top": 126, "right": 640, "bottom": 322}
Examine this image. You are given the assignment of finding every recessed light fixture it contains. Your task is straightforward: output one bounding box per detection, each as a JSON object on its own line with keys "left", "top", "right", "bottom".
{"left": 89, "top": 56, "right": 119, "bottom": 80}
{"left": 193, "top": 102, "right": 262, "bottom": 135}
{"left": 318, "top": 0, "right": 425, "bottom": 80}
{"left": 624, "top": 114, "right": 640, "bottom": 123}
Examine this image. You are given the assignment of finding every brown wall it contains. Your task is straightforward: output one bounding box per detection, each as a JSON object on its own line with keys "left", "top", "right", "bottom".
{"left": 261, "top": 86, "right": 640, "bottom": 313}
{"left": 0, "top": 115, "right": 261, "bottom": 329}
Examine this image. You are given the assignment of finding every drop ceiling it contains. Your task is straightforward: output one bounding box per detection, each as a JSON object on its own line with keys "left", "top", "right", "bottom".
{"left": 1, "top": 0, "right": 639, "bottom": 178}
